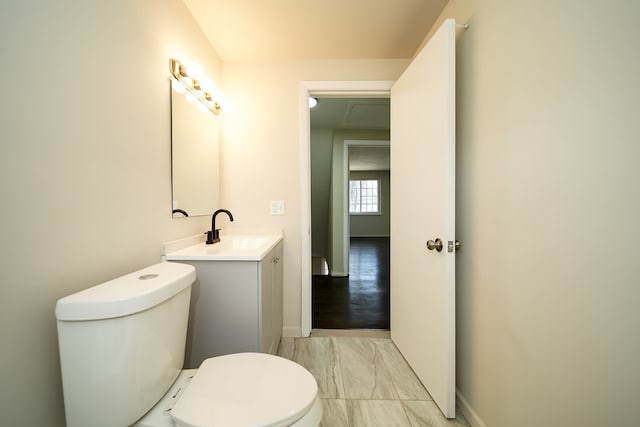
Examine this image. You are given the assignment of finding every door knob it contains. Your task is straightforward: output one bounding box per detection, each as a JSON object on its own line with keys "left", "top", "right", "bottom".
{"left": 426, "top": 238, "right": 443, "bottom": 252}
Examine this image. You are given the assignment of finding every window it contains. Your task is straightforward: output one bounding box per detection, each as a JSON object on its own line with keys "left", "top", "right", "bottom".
{"left": 349, "top": 179, "right": 380, "bottom": 214}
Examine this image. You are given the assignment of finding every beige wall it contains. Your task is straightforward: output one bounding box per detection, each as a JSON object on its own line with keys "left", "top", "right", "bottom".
{"left": 0, "top": 1, "right": 223, "bottom": 425}
{"left": 432, "top": 1, "right": 640, "bottom": 426}
{"left": 220, "top": 60, "right": 408, "bottom": 333}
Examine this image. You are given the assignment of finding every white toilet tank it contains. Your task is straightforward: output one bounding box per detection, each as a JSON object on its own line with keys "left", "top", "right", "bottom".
{"left": 55, "top": 262, "right": 196, "bottom": 427}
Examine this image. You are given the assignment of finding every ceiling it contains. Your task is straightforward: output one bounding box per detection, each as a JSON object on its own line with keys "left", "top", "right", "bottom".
{"left": 182, "top": 1, "right": 436, "bottom": 171}
{"left": 311, "top": 98, "right": 390, "bottom": 171}
{"left": 182, "top": 0, "right": 449, "bottom": 61}
{"left": 311, "top": 98, "right": 389, "bottom": 130}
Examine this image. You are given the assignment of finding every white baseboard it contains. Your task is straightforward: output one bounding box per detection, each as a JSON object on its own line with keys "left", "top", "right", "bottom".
{"left": 282, "top": 326, "right": 302, "bottom": 338}
{"left": 456, "top": 389, "right": 487, "bottom": 427}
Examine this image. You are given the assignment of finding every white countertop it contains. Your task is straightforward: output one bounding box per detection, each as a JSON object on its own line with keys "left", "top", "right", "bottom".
{"left": 163, "top": 232, "right": 282, "bottom": 261}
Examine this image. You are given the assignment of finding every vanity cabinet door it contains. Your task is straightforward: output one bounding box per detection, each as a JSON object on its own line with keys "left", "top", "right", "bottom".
{"left": 184, "top": 260, "right": 258, "bottom": 368}
{"left": 260, "top": 249, "right": 274, "bottom": 353}
{"left": 272, "top": 242, "right": 283, "bottom": 352}
{"left": 260, "top": 242, "right": 283, "bottom": 354}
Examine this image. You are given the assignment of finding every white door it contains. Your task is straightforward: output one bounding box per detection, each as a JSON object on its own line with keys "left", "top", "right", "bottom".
{"left": 390, "top": 19, "right": 456, "bottom": 418}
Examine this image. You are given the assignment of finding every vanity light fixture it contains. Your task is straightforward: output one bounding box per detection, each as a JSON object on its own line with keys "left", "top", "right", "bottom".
{"left": 170, "top": 58, "right": 223, "bottom": 115}
{"left": 309, "top": 97, "right": 318, "bottom": 108}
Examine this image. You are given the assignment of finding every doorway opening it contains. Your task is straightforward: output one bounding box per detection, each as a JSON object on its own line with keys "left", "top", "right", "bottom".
{"left": 308, "top": 96, "right": 391, "bottom": 330}
{"left": 298, "top": 80, "right": 393, "bottom": 336}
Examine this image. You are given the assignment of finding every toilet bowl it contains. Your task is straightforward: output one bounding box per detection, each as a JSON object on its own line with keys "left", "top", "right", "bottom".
{"left": 55, "top": 262, "right": 322, "bottom": 427}
{"left": 136, "top": 353, "right": 322, "bottom": 427}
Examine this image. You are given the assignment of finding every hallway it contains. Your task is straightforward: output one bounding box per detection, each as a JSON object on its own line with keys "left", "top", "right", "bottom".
{"left": 312, "top": 237, "right": 390, "bottom": 329}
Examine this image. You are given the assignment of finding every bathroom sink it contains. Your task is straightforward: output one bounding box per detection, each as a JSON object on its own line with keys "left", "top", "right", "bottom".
{"left": 163, "top": 234, "right": 282, "bottom": 261}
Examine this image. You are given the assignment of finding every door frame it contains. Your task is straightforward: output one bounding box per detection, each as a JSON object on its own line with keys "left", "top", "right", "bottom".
{"left": 299, "top": 80, "right": 394, "bottom": 336}
{"left": 333, "top": 138, "right": 391, "bottom": 277}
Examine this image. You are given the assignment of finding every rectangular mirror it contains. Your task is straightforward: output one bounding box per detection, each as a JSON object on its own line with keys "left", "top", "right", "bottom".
{"left": 170, "top": 80, "right": 220, "bottom": 217}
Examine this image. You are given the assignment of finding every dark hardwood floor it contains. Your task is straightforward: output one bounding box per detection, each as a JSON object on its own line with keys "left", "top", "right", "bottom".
{"left": 312, "top": 237, "right": 390, "bottom": 329}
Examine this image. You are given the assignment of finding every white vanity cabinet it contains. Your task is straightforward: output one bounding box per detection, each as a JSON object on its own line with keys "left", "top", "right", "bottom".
{"left": 176, "top": 240, "right": 283, "bottom": 368}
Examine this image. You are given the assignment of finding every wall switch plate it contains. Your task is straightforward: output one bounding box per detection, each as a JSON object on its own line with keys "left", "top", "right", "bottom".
{"left": 270, "top": 200, "right": 285, "bottom": 215}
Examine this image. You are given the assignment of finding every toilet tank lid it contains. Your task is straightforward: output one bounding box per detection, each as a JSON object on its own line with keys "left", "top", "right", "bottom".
{"left": 55, "top": 262, "right": 196, "bottom": 321}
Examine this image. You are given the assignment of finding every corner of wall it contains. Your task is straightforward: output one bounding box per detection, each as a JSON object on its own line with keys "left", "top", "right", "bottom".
{"left": 456, "top": 389, "right": 487, "bottom": 427}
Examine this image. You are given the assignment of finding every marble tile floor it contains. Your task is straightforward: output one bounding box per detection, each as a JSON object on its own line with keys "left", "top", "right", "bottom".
{"left": 278, "top": 330, "right": 469, "bottom": 427}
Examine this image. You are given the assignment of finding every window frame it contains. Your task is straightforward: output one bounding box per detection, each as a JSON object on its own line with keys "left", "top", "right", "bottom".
{"left": 349, "top": 178, "right": 381, "bottom": 216}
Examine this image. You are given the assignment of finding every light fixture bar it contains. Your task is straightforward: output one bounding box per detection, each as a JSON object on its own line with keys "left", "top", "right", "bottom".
{"left": 169, "top": 58, "right": 221, "bottom": 115}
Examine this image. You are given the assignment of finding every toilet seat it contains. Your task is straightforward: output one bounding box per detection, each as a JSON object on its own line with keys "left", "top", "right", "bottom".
{"left": 171, "top": 353, "right": 319, "bottom": 427}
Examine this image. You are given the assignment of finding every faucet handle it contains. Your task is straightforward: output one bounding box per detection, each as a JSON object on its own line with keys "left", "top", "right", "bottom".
{"left": 204, "top": 230, "right": 215, "bottom": 244}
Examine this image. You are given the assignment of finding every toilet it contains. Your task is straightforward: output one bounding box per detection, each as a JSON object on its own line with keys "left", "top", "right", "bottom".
{"left": 55, "top": 262, "right": 322, "bottom": 427}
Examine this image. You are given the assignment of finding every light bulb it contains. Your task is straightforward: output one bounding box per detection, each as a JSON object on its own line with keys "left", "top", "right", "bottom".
{"left": 186, "top": 63, "right": 204, "bottom": 80}
{"left": 197, "top": 102, "right": 208, "bottom": 113}
{"left": 209, "top": 89, "right": 227, "bottom": 111}
{"left": 201, "top": 78, "right": 216, "bottom": 93}
{"left": 185, "top": 92, "right": 197, "bottom": 104}
{"left": 171, "top": 79, "right": 186, "bottom": 94}
{"left": 309, "top": 97, "right": 318, "bottom": 108}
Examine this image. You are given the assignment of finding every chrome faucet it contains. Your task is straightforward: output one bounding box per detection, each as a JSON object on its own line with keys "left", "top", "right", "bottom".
{"left": 205, "top": 209, "right": 234, "bottom": 244}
